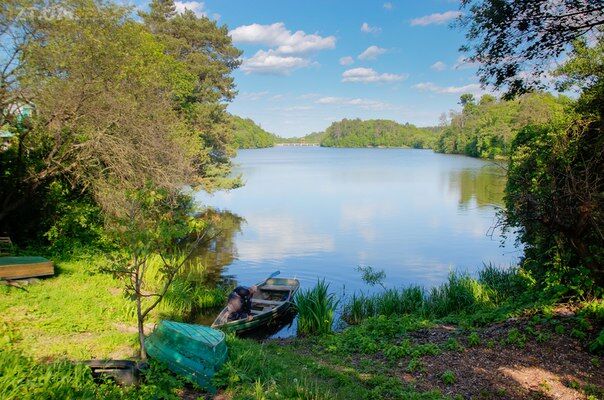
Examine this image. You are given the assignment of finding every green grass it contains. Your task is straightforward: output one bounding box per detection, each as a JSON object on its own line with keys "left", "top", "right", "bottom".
{"left": 295, "top": 280, "right": 339, "bottom": 335}
{"left": 2, "top": 251, "right": 602, "bottom": 399}
{"left": 341, "top": 267, "right": 539, "bottom": 326}
{"left": 441, "top": 370, "right": 455, "bottom": 385}
{"left": 342, "top": 286, "right": 424, "bottom": 325}
{"left": 0, "top": 348, "right": 185, "bottom": 400}
{"left": 0, "top": 252, "right": 225, "bottom": 360}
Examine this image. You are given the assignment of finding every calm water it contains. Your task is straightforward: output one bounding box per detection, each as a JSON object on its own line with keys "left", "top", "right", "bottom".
{"left": 194, "top": 147, "right": 520, "bottom": 334}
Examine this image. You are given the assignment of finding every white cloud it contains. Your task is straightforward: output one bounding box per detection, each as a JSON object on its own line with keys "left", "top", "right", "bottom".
{"left": 431, "top": 61, "right": 447, "bottom": 71}
{"left": 413, "top": 82, "right": 484, "bottom": 95}
{"left": 174, "top": 1, "right": 205, "bottom": 17}
{"left": 358, "top": 45, "right": 387, "bottom": 61}
{"left": 361, "top": 22, "right": 381, "bottom": 34}
{"left": 339, "top": 56, "right": 354, "bottom": 66}
{"left": 342, "top": 67, "right": 407, "bottom": 83}
{"left": 240, "top": 50, "right": 311, "bottom": 75}
{"left": 230, "top": 22, "right": 336, "bottom": 55}
{"left": 383, "top": 2, "right": 393, "bottom": 10}
{"left": 410, "top": 11, "right": 462, "bottom": 26}
{"left": 315, "top": 96, "right": 395, "bottom": 110}
{"left": 239, "top": 91, "right": 269, "bottom": 100}
{"left": 453, "top": 56, "right": 479, "bottom": 70}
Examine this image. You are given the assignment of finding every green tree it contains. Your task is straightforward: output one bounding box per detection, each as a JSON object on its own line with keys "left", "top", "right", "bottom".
{"left": 0, "top": 0, "right": 241, "bottom": 243}
{"left": 436, "top": 92, "right": 568, "bottom": 159}
{"left": 105, "top": 187, "right": 206, "bottom": 360}
{"left": 503, "top": 38, "right": 604, "bottom": 289}
{"left": 459, "top": 0, "right": 604, "bottom": 97}
{"left": 319, "top": 119, "right": 438, "bottom": 149}
{"left": 231, "top": 115, "right": 277, "bottom": 149}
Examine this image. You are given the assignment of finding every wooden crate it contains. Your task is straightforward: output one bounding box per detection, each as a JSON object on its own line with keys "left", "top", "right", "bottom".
{"left": 0, "top": 257, "right": 54, "bottom": 280}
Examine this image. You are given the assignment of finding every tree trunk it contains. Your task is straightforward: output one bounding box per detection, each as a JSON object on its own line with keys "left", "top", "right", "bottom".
{"left": 134, "top": 258, "right": 147, "bottom": 361}
{"left": 137, "top": 294, "right": 147, "bottom": 361}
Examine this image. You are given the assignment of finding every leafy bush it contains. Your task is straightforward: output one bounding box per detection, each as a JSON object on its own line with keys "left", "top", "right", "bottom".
{"left": 504, "top": 117, "right": 604, "bottom": 293}
{"left": 295, "top": 280, "right": 339, "bottom": 335}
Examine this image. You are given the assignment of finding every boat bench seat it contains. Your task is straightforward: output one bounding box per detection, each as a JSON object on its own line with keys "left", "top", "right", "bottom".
{"left": 260, "top": 285, "right": 293, "bottom": 292}
{"left": 252, "top": 299, "right": 283, "bottom": 306}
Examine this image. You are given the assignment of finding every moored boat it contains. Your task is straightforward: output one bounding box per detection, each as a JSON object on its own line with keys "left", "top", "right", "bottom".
{"left": 212, "top": 277, "right": 300, "bottom": 334}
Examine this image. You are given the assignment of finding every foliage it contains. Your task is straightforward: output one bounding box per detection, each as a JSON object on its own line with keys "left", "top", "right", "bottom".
{"left": 436, "top": 92, "right": 570, "bottom": 159}
{"left": 319, "top": 119, "right": 438, "bottom": 149}
{"left": 231, "top": 115, "right": 277, "bottom": 149}
{"left": 504, "top": 118, "right": 603, "bottom": 289}
{"left": 341, "top": 286, "right": 425, "bottom": 325}
{"left": 441, "top": 370, "right": 455, "bottom": 385}
{"left": 555, "top": 34, "right": 604, "bottom": 117}
{"left": 281, "top": 130, "right": 328, "bottom": 144}
{"left": 295, "top": 280, "right": 339, "bottom": 335}
{"left": 458, "top": 0, "right": 604, "bottom": 97}
{"left": 0, "top": 0, "right": 241, "bottom": 246}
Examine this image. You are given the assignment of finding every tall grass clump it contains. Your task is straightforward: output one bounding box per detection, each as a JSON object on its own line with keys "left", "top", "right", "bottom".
{"left": 424, "top": 272, "right": 492, "bottom": 318}
{"left": 478, "top": 264, "right": 534, "bottom": 304}
{"left": 341, "top": 286, "right": 424, "bottom": 324}
{"left": 342, "top": 267, "right": 531, "bottom": 324}
{"left": 295, "top": 280, "right": 338, "bottom": 335}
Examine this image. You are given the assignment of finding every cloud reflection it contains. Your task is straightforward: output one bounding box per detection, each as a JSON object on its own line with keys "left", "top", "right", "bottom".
{"left": 237, "top": 213, "right": 335, "bottom": 262}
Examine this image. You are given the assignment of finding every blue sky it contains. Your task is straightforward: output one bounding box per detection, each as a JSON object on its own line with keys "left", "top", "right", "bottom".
{"left": 163, "top": 1, "right": 487, "bottom": 137}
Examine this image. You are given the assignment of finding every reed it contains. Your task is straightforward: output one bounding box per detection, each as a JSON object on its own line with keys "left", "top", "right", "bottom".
{"left": 425, "top": 273, "right": 492, "bottom": 318}
{"left": 341, "top": 268, "right": 531, "bottom": 324}
{"left": 295, "top": 279, "right": 339, "bottom": 335}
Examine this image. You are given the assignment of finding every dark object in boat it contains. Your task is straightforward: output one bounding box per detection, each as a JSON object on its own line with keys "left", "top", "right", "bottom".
{"left": 212, "top": 277, "right": 300, "bottom": 334}
{"left": 82, "top": 360, "right": 140, "bottom": 386}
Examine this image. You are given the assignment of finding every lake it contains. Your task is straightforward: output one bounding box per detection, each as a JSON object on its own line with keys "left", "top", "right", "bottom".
{"left": 194, "top": 147, "right": 520, "bottom": 334}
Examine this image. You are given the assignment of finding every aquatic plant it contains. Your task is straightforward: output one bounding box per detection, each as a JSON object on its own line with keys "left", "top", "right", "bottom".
{"left": 295, "top": 280, "right": 339, "bottom": 335}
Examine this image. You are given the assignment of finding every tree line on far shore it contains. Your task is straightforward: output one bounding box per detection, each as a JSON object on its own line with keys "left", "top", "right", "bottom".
{"left": 234, "top": 91, "right": 572, "bottom": 157}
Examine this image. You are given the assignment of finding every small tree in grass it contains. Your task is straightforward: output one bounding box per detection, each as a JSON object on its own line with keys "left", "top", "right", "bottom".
{"left": 105, "top": 185, "right": 206, "bottom": 360}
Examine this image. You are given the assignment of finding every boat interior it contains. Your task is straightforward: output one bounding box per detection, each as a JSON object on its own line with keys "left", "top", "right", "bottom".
{"left": 250, "top": 278, "right": 299, "bottom": 315}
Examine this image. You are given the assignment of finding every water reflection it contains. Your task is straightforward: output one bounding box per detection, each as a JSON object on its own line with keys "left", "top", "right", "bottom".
{"left": 184, "top": 209, "right": 244, "bottom": 286}
{"left": 194, "top": 147, "right": 519, "bottom": 313}
{"left": 445, "top": 163, "right": 506, "bottom": 209}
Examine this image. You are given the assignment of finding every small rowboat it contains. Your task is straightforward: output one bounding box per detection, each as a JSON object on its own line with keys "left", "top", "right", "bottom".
{"left": 212, "top": 277, "right": 300, "bottom": 334}
{"left": 145, "top": 321, "right": 227, "bottom": 392}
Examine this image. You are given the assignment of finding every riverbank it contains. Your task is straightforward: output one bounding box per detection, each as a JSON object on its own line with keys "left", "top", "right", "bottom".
{"left": 1, "top": 253, "right": 602, "bottom": 399}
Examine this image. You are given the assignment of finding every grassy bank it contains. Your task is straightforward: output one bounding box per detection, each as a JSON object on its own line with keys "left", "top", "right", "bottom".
{"left": 1, "top": 253, "right": 602, "bottom": 399}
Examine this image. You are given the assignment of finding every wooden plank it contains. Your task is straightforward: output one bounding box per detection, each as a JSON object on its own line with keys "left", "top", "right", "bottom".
{"left": 252, "top": 299, "right": 283, "bottom": 306}
{"left": 260, "top": 285, "right": 293, "bottom": 292}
